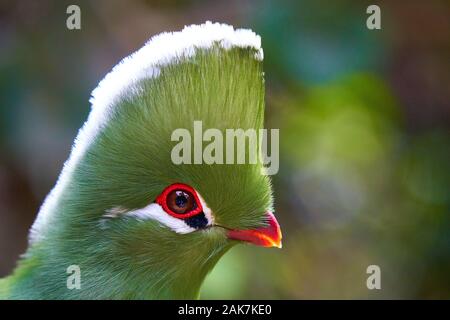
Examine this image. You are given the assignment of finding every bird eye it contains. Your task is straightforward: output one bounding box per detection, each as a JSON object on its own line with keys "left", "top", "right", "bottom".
{"left": 155, "top": 183, "right": 203, "bottom": 219}
{"left": 167, "top": 190, "right": 196, "bottom": 214}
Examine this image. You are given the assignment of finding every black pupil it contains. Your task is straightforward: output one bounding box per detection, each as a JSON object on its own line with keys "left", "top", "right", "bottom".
{"left": 175, "top": 193, "right": 187, "bottom": 208}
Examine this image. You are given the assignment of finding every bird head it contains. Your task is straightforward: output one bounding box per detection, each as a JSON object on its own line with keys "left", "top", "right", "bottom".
{"left": 27, "top": 22, "right": 281, "bottom": 299}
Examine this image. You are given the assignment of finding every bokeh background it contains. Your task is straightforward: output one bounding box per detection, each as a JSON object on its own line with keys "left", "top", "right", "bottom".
{"left": 1, "top": 0, "right": 449, "bottom": 299}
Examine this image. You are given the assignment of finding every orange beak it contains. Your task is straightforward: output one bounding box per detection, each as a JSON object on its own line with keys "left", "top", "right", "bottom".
{"left": 226, "top": 212, "right": 282, "bottom": 248}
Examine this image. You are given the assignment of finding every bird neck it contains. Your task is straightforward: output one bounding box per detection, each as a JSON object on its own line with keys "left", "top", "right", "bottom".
{"left": 3, "top": 239, "right": 231, "bottom": 299}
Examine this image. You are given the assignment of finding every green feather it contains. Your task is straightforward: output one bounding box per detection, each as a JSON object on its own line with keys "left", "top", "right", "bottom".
{"left": 1, "top": 26, "right": 272, "bottom": 299}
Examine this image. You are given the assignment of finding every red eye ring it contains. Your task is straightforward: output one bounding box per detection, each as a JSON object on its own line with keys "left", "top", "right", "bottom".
{"left": 155, "top": 183, "right": 203, "bottom": 219}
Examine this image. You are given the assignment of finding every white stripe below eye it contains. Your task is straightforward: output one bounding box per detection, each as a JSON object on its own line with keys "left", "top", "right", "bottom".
{"left": 124, "top": 203, "right": 196, "bottom": 234}
{"left": 102, "top": 190, "right": 214, "bottom": 234}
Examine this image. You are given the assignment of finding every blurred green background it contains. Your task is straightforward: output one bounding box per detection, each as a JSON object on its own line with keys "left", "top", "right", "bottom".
{"left": 0, "top": 0, "right": 449, "bottom": 299}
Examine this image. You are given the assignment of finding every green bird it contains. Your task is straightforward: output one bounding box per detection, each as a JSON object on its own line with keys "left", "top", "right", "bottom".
{"left": 0, "top": 22, "right": 282, "bottom": 299}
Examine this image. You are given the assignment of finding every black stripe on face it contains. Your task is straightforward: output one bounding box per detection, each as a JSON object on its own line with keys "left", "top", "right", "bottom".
{"left": 184, "top": 212, "right": 208, "bottom": 229}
